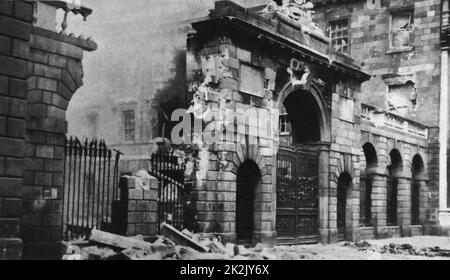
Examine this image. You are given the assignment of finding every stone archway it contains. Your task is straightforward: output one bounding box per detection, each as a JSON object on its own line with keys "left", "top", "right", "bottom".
{"left": 236, "top": 160, "right": 262, "bottom": 243}
{"left": 411, "top": 154, "right": 425, "bottom": 225}
{"left": 276, "top": 82, "right": 331, "bottom": 143}
{"left": 232, "top": 143, "right": 276, "bottom": 245}
{"left": 274, "top": 82, "right": 330, "bottom": 244}
{"left": 361, "top": 143, "right": 378, "bottom": 226}
{"left": 337, "top": 172, "right": 353, "bottom": 241}
{"left": 387, "top": 149, "right": 403, "bottom": 226}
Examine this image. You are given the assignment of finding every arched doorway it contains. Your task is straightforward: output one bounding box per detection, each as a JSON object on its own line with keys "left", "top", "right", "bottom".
{"left": 411, "top": 155, "right": 424, "bottom": 225}
{"left": 387, "top": 149, "right": 402, "bottom": 226}
{"left": 337, "top": 172, "right": 352, "bottom": 241}
{"left": 276, "top": 85, "right": 328, "bottom": 244}
{"left": 360, "top": 143, "right": 378, "bottom": 226}
{"left": 283, "top": 90, "right": 321, "bottom": 144}
{"left": 236, "top": 160, "right": 261, "bottom": 243}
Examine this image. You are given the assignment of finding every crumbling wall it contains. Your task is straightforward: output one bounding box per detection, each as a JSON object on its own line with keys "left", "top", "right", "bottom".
{"left": 186, "top": 32, "right": 279, "bottom": 244}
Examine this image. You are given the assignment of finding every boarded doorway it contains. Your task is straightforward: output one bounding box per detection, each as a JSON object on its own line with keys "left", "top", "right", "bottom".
{"left": 236, "top": 160, "right": 261, "bottom": 243}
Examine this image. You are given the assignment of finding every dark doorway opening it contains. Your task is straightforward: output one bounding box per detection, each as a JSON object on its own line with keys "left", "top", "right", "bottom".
{"left": 360, "top": 143, "right": 378, "bottom": 226}
{"left": 283, "top": 90, "right": 321, "bottom": 144}
{"left": 337, "top": 172, "right": 352, "bottom": 241}
{"left": 236, "top": 160, "right": 261, "bottom": 243}
{"left": 387, "top": 149, "right": 402, "bottom": 226}
{"left": 411, "top": 154, "right": 424, "bottom": 225}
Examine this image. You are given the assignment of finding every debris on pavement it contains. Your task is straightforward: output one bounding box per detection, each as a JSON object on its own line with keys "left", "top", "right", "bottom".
{"left": 344, "top": 240, "right": 450, "bottom": 258}
{"left": 62, "top": 224, "right": 279, "bottom": 260}
{"left": 62, "top": 225, "right": 450, "bottom": 260}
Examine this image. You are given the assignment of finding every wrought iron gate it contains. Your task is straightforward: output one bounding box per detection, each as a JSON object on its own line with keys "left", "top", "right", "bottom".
{"left": 62, "top": 137, "right": 122, "bottom": 241}
{"left": 149, "top": 151, "right": 195, "bottom": 233}
{"left": 276, "top": 145, "right": 319, "bottom": 244}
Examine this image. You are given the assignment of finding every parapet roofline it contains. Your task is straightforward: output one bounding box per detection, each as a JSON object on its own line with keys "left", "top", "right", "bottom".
{"left": 191, "top": 16, "right": 370, "bottom": 81}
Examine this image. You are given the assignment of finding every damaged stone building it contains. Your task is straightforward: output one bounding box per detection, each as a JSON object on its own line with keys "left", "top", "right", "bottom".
{"left": 181, "top": 0, "right": 450, "bottom": 245}
{"left": 1, "top": 0, "right": 450, "bottom": 260}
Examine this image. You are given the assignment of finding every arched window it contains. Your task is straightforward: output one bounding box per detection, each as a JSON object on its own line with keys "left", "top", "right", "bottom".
{"left": 387, "top": 149, "right": 402, "bottom": 226}
{"left": 360, "top": 143, "right": 378, "bottom": 226}
{"left": 411, "top": 155, "right": 424, "bottom": 225}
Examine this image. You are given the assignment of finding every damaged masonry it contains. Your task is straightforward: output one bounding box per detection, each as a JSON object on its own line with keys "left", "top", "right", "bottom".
{"left": 2, "top": 0, "right": 450, "bottom": 261}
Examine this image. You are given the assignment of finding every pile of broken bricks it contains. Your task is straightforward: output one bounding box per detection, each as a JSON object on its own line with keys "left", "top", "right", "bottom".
{"left": 62, "top": 223, "right": 278, "bottom": 260}
{"left": 346, "top": 241, "right": 450, "bottom": 258}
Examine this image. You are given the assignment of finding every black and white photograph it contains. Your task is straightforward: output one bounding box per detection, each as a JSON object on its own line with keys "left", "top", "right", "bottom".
{"left": 1, "top": 0, "right": 450, "bottom": 265}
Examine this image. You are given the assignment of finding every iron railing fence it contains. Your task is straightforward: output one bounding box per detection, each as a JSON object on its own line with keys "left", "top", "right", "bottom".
{"left": 62, "top": 137, "right": 121, "bottom": 241}
{"left": 149, "top": 151, "right": 195, "bottom": 233}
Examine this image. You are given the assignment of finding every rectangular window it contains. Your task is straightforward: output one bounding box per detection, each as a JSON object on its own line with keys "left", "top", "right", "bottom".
{"left": 279, "top": 114, "right": 290, "bottom": 134}
{"left": 329, "top": 19, "right": 349, "bottom": 54}
{"left": 123, "top": 110, "right": 135, "bottom": 142}
{"left": 390, "top": 11, "right": 414, "bottom": 50}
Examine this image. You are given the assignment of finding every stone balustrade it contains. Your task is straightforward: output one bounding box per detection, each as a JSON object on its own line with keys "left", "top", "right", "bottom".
{"left": 361, "top": 103, "right": 428, "bottom": 139}
{"left": 33, "top": 0, "right": 93, "bottom": 39}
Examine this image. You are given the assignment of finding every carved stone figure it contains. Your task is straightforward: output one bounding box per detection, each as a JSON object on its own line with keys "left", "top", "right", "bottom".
{"left": 287, "top": 58, "right": 311, "bottom": 87}
{"left": 260, "top": 0, "right": 324, "bottom": 37}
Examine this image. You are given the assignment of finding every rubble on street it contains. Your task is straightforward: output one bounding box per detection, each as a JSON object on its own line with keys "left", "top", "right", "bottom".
{"left": 348, "top": 240, "right": 450, "bottom": 258}
{"left": 61, "top": 223, "right": 278, "bottom": 260}
{"left": 62, "top": 226, "right": 450, "bottom": 260}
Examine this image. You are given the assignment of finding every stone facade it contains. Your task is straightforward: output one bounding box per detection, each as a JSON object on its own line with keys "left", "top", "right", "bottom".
{"left": 180, "top": 0, "right": 443, "bottom": 245}
{"left": 313, "top": 0, "right": 441, "bottom": 127}
{"left": 0, "top": 0, "right": 34, "bottom": 260}
{"left": 0, "top": 1, "right": 95, "bottom": 259}
{"left": 312, "top": 0, "right": 445, "bottom": 233}
{"left": 185, "top": 1, "right": 371, "bottom": 244}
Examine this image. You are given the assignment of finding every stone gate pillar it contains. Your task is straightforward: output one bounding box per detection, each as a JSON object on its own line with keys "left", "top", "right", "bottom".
{"left": 0, "top": 0, "right": 34, "bottom": 260}
{"left": 21, "top": 1, "right": 96, "bottom": 259}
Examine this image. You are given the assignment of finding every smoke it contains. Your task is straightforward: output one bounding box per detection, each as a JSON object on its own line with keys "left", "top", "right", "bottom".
{"left": 153, "top": 49, "right": 188, "bottom": 138}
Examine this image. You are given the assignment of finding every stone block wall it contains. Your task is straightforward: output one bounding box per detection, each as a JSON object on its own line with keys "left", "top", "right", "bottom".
{"left": 187, "top": 33, "right": 279, "bottom": 244}
{"left": 120, "top": 174, "right": 159, "bottom": 237}
{"left": 314, "top": 0, "right": 441, "bottom": 127}
{"left": 21, "top": 25, "right": 95, "bottom": 259}
{"left": 0, "top": 0, "right": 34, "bottom": 260}
{"left": 328, "top": 85, "right": 363, "bottom": 242}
